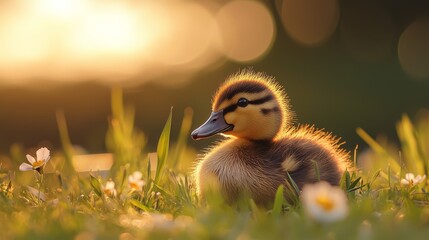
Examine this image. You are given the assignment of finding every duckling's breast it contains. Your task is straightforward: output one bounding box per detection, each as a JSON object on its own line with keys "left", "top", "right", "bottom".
{"left": 194, "top": 138, "right": 285, "bottom": 204}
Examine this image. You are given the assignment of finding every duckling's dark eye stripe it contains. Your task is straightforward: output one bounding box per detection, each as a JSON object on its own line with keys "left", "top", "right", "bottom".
{"left": 248, "top": 95, "right": 273, "bottom": 105}
{"left": 261, "top": 107, "right": 279, "bottom": 115}
{"left": 223, "top": 104, "right": 238, "bottom": 114}
{"left": 223, "top": 95, "right": 274, "bottom": 114}
{"left": 215, "top": 81, "right": 266, "bottom": 108}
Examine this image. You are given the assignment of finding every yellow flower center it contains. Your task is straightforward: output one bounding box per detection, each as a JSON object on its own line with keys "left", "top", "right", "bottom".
{"left": 104, "top": 189, "right": 113, "bottom": 195}
{"left": 32, "top": 160, "right": 45, "bottom": 169}
{"left": 316, "top": 195, "right": 334, "bottom": 211}
{"left": 130, "top": 182, "right": 139, "bottom": 190}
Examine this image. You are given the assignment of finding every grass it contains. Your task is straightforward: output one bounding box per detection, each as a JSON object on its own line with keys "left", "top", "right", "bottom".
{"left": 1, "top": 90, "right": 429, "bottom": 239}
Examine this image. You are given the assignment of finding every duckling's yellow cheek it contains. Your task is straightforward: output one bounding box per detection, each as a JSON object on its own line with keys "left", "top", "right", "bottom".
{"left": 224, "top": 112, "right": 237, "bottom": 126}
{"left": 225, "top": 112, "right": 249, "bottom": 133}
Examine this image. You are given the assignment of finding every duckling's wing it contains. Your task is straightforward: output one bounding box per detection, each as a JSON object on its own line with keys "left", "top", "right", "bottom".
{"left": 276, "top": 125, "right": 351, "bottom": 187}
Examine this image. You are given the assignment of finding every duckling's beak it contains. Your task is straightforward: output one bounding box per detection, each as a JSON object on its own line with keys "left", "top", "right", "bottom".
{"left": 191, "top": 110, "right": 234, "bottom": 140}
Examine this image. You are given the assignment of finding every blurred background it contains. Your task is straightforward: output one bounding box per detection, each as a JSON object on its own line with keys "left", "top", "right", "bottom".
{"left": 0, "top": 0, "right": 428, "bottom": 154}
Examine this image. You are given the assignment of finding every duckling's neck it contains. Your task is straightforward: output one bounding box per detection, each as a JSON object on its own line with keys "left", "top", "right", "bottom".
{"left": 224, "top": 138, "right": 274, "bottom": 161}
{"left": 227, "top": 137, "right": 273, "bottom": 146}
{"left": 247, "top": 138, "right": 274, "bottom": 146}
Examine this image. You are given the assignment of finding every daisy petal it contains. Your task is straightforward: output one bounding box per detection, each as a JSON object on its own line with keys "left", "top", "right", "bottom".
{"left": 26, "top": 154, "right": 36, "bottom": 164}
{"left": 133, "top": 171, "right": 143, "bottom": 180}
{"left": 301, "top": 181, "right": 348, "bottom": 223}
{"left": 106, "top": 181, "right": 115, "bottom": 189}
{"left": 415, "top": 175, "right": 422, "bottom": 182}
{"left": 400, "top": 179, "right": 409, "bottom": 185}
{"left": 138, "top": 180, "right": 146, "bottom": 188}
{"left": 405, "top": 173, "right": 414, "bottom": 181}
{"left": 36, "top": 147, "right": 50, "bottom": 161}
{"left": 19, "top": 163, "right": 33, "bottom": 171}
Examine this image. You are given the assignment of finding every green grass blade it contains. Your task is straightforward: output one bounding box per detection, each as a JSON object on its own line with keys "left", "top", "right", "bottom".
{"left": 284, "top": 172, "right": 300, "bottom": 205}
{"left": 349, "top": 177, "right": 362, "bottom": 189}
{"left": 356, "top": 128, "right": 401, "bottom": 173}
{"left": 147, "top": 155, "right": 152, "bottom": 182}
{"left": 396, "top": 115, "right": 423, "bottom": 173}
{"left": 56, "top": 110, "right": 76, "bottom": 174}
{"left": 171, "top": 108, "right": 193, "bottom": 168}
{"left": 155, "top": 107, "right": 173, "bottom": 184}
{"left": 118, "top": 165, "right": 127, "bottom": 195}
{"left": 345, "top": 170, "right": 351, "bottom": 188}
{"left": 353, "top": 145, "right": 358, "bottom": 167}
{"left": 249, "top": 199, "right": 265, "bottom": 220}
{"left": 286, "top": 172, "right": 300, "bottom": 194}
{"left": 89, "top": 174, "right": 102, "bottom": 197}
{"left": 272, "top": 185, "right": 285, "bottom": 217}
{"left": 367, "top": 169, "right": 381, "bottom": 189}
{"left": 129, "top": 199, "right": 151, "bottom": 212}
{"left": 388, "top": 164, "right": 391, "bottom": 188}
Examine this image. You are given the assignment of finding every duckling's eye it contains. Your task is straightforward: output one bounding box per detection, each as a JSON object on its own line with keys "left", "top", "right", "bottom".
{"left": 237, "top": 98, "right": 249, "bottom": 107}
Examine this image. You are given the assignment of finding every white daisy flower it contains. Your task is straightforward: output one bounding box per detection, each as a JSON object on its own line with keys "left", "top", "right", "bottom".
{"left": 301, "top": 181, "right": 349, "bottom": 223}
{"left": 103, "top": 179, "right": 117, "bottom": 197}
{"left": 128, "top": 171, "right": 145, "bottom": 191}
{"left": 400, "top": 173, "right": 426, "bottom": 186}
{"left": 19, "top": 147, "right": 51, "bottom": 172}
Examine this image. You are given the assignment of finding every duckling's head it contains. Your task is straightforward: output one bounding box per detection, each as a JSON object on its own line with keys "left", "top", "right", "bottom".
{"left": 192, "top": 71, "right": 292, "bottom": 141}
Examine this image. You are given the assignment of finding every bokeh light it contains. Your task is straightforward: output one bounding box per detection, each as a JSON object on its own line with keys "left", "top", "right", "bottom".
{"left": 0, "top": 0, "right": 278, "bottom": 86}
{"left": 398, "top": 16, "right": 429, "bottom": 80}
{"left": 280, "top": 0, "right": 339, "bottom": 47}
{"left": 216, "top": 0, "right": 275, "bottom": 62}
{"left": 35, "top": 0, "right": 87, "bottom": 20}
{"left": 340, "top": 0, "right": 395, "bottom": 62}
{"left": 154, "top": 3, "right": 218, "bottom": 66}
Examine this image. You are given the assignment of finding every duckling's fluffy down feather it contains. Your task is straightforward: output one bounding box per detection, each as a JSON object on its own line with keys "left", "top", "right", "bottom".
{"left": 194, "top": 125, "right": 350, "bottom": 205}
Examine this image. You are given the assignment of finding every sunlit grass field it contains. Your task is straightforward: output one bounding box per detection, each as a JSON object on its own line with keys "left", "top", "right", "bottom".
{"left": 1, "top": 90, "right": 429, "bottom": 240}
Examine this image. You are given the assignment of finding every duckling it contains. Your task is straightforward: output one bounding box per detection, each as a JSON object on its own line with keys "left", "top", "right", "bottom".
{"left": 191, "top": 70, "right": 350, "bottom": 206}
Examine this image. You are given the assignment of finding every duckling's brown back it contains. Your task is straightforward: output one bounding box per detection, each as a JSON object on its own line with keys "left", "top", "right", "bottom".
{"left": 274, "top": 125, "right": 351, "bottom": 189}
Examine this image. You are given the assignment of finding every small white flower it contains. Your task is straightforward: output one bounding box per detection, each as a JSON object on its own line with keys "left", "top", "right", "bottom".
{"left": 103, "top": 179, "right": 117, "bottom": 197}
{"left": 400, "top": 173, "right": 426, "bottom": 186}
{"left": 301, "top": 181, "right": 349, "bottom": 223}
{"left": 128, "top": 171, "right": 145, "bottom": 191}
{"left": 19, "top": 147, "right": 50, "bottom": 172}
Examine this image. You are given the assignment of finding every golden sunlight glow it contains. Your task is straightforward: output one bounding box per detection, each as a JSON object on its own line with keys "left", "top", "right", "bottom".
{"left": 0, "top": 0, "right": 241, "bottom": 84}
{"left": 155, "top": 2, "right": 219, "bottom": 67}
{"left": 77, "top": 7, "right": 139, "bottom": 54}
{"left": 35, "top": 0, "right": 87, "bottom": 20}
{"left": 0, "top": 16, "right": 47, "bottom": 63}
{"left": 0, "top": 9, "right": 51, "bottom": 83}
{"left": 216, "top": 0, "right": 275, "bottom": 62}
{"left": 65, "top": 3, "right": 145, "bottom": 81}
{"left": 281, "top": 0, "right": 339, "bottom": 47}
{"left": 0, "top": 0, "right": 277, "bottom": 85}
{"left": 398, "top": 16, "right": 429, "bottom": 80}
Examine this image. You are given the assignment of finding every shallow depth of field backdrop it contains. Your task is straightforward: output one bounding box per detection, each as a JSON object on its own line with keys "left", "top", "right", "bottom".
{"left": 0, "top": 0, "right": 427, "bottom": 154}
